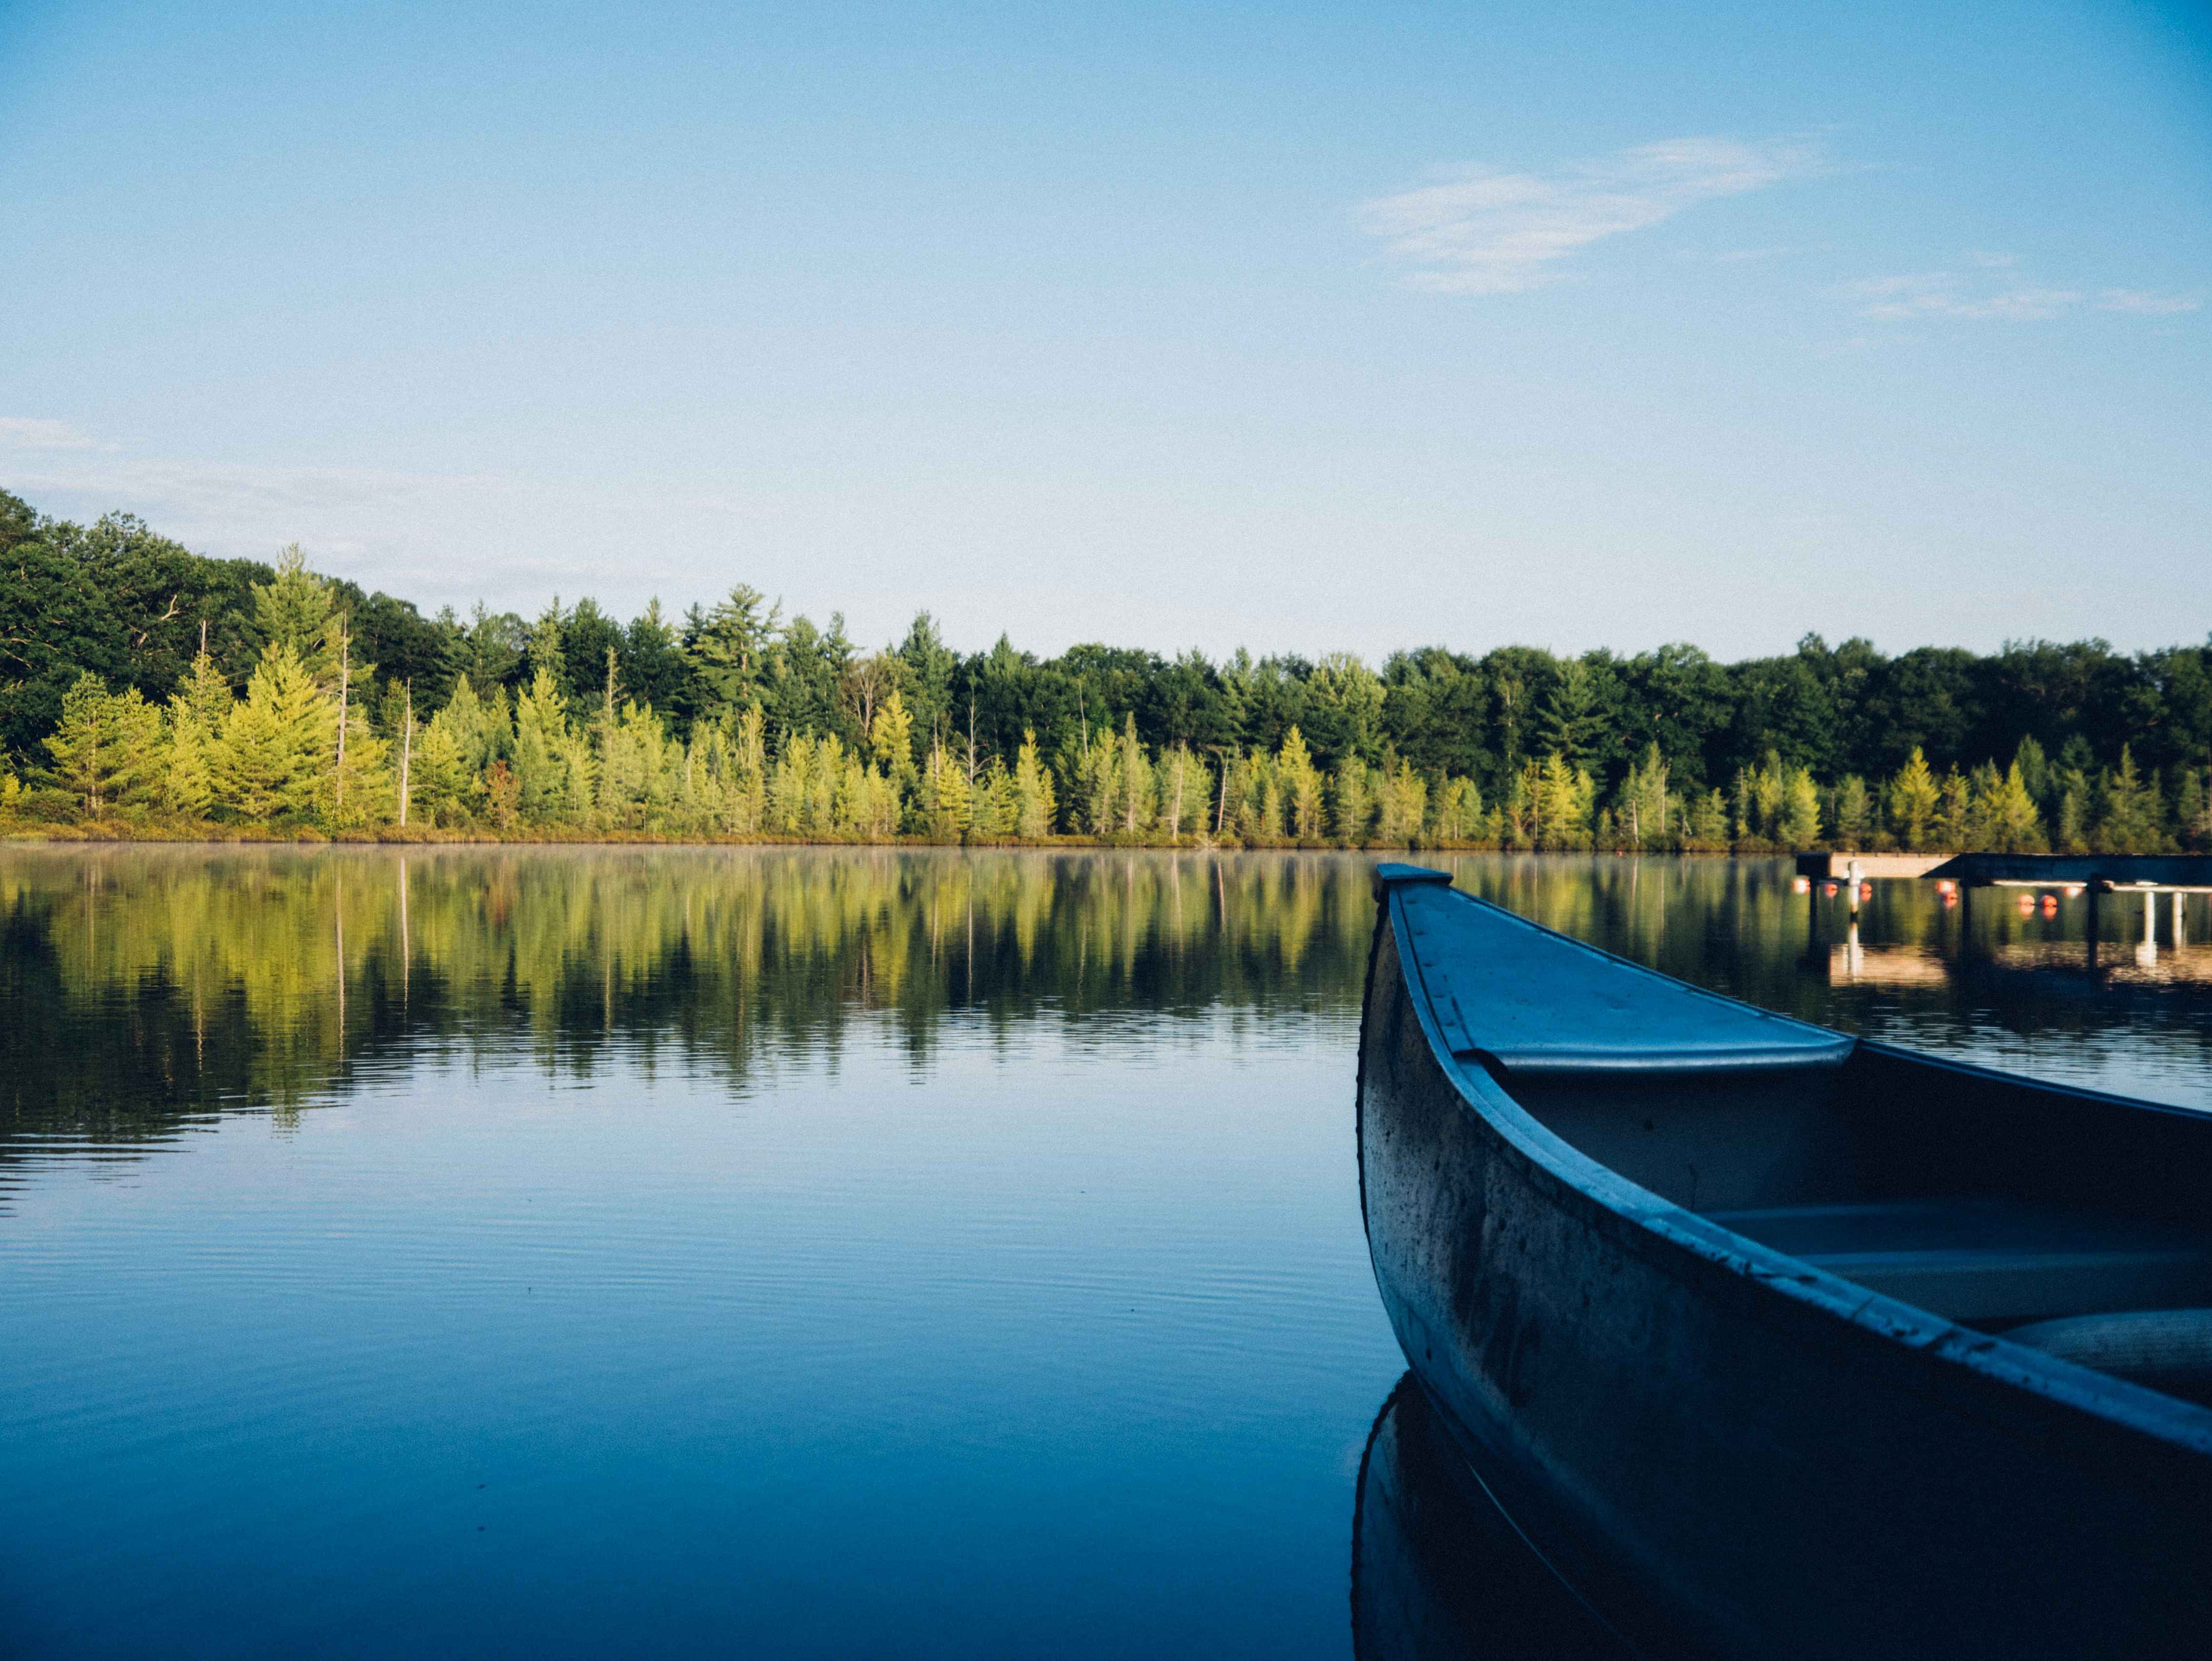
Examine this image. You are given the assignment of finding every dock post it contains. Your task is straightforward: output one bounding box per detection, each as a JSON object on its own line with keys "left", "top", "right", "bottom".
{"left": 2175, "top": 891, "right": 2187, "bottom": 951}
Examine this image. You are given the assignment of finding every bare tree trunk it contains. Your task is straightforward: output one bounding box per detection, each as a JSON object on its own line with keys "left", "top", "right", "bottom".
{"left": 335, "top": 627, "right": 350, "bottom": 812}
{"left": 397, "top": 683, "right": 413, "bottom": 827}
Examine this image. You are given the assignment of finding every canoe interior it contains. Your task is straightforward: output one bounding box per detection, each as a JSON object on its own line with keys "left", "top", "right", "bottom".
{"left": 1504, "top": 1049, "right": 2212, "bottom": 1339}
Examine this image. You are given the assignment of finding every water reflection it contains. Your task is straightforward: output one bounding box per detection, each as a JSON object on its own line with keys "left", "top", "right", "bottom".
{"left": 0, "top": 845, "right": 1373, "bottom": 1192}
{"left": 1352, "top": 1376, "right": 1631, "bottom": 1660}
{"left": 4, "top": 849, "right": 2206, "bottom": 1202}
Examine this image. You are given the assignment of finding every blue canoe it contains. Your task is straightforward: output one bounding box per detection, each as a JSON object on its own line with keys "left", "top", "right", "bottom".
{"left": 1358, "top": 865, "right": 2212, "bottom": 1659}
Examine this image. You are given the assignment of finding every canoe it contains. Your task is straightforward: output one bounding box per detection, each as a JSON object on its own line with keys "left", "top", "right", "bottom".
{"left": 1358, "top": 864, "right": 2212, "bottom": 1659}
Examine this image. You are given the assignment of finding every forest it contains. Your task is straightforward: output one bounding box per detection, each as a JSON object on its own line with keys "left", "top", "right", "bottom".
{"left": 3, "top": 488, "right": 2209, "bottom": 853}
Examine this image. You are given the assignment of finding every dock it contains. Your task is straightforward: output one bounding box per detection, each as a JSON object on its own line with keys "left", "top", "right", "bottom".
{"left": 1794, "top": 853, "right": 1949, "bottom": 880}
{"left": 1918, "top": 854, "right": 2212, "bottom": 894}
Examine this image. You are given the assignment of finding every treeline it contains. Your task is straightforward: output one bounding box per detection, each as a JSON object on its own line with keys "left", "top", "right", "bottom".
{"left": 3, "top": 488, "right": 2210, "bottom": 852}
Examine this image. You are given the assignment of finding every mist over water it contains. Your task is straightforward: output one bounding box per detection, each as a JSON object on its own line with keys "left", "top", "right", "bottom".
{"left": 1, "top": 848, "right": 2204, "bottom": 1656}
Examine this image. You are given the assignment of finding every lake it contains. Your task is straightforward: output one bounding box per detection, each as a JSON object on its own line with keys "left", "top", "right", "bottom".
{"left": 2, "top": 847, "right": 2206, "bottom": 1657}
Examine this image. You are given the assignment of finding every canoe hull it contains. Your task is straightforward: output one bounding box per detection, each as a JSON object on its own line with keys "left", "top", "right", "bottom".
{"left": 1357, "top": 893, "right": 2212, "bottom": 1658}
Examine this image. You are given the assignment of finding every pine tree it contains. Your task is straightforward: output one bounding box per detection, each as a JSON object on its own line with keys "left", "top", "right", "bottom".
{"left": 1779, "top": 767, "right": 1821, "bottom": 849}
{"left": 2176, "top": 768, "right": 2210, "bottom": 852}
{"left": 1933, "top": 767, "right": 1972, "bottom": 850}
{"left": 2095, "top": 746, "right": 2157, "bottom": 853}
{"left": 212, "top": 645, "right": 333, "bottom": 821}
{"left": 1615, "top": 743, "right": 1672, "bottom": 851}
{"left": 1979, "top": 761, "right": 2046, "bottom": 853}
{"left": 1012, "top": 729, "right": 1057, "bottom": 840}
{"left": 251, "top": 545, "right": 339, "bottom": 678}
{"left": 1376, "top": 757, "right": 1429, "bottom": 847}
{"left": 869, "top": 689, "right": 916, "bottom": 783}
{"left": 1434, "top": 776, "right": 1483, "bottom": 844}
{"left": 1115, "top": 715, "right": 1155, "bottom": 837}
{"left": 511, "top": 668, "right": 573, "bottom": 822}
{"left": 408, "top": 719, "right": 470, "bottom": 825}
{"left": 1887, "top": 748, "right": 1938, "bottom": 851}
{"left": 1332, "top": 756, "right": 1375, "bottom": 845}
{"left": 1277, "top": 726, "right": 1325, "bottom": 841}
{"left": 1537, "top": 753, "right": 1592, "bottom": 850}
{"left": 1830, "top": 775, "right": 1872, "bottom": 851}
{"left": 43, "top": 674, "right": 161, "bottom": 817}
{"left": 1535, "top": 661, "right": 1605, "bottom": 765}
{"left": 161, "top": 651, "right": 235, "bottom": 819}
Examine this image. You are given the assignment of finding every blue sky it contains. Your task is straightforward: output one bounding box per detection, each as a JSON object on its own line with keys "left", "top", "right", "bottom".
{"left": 2, "top": 0, "right": 2207, "bottom": 661}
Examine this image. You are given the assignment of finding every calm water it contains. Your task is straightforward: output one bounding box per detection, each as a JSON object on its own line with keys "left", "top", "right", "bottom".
{"left": 2, "top": 848, "right": 2207, "bottom": 1658}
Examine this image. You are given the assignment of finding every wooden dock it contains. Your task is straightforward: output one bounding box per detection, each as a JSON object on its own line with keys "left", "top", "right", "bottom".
{"left": 1920, "top": 854, "right": 2212, "bottom": 894}
{"left": 1794, "top": 853, "right": 1949, "bottom": 880}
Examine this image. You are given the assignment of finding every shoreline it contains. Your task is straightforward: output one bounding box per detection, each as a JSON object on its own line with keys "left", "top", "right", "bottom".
{"left": 0, "top": 819, "right": 1886, "bottom": 857}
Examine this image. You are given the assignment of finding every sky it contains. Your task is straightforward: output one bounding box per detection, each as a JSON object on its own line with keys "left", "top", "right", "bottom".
{"left": 1, "top": 0, "right": 2208, "bottom": 664}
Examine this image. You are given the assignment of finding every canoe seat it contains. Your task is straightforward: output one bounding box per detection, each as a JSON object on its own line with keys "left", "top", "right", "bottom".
{"left": 1705, "top": 1199, "right": 2212, "bottom": 1325}
{"left": 2004, "top": 1309, "right": 2212, "bottom": 1407}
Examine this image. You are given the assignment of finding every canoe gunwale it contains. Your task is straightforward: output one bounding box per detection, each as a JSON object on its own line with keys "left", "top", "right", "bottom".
{"left": 1363, "top": 865, "right": 2212, "bottom": 1457}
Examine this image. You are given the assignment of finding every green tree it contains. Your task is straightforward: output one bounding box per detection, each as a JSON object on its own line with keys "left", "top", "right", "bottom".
{"left": 1979, "top": 762, "right": 2046, "bottom": 853}
{"left": 1829, "top": 775, "right": 1872, "bottom": 851}
{"left": 43, "top": 673, "right": 161, "bottom": 817}
{"left": 688, "top": 585, "right": 781, "bottom": 723}
{"left": 1535, "top": 660, "right": 1605, "bottom": 766}
{"left": 1013, "top": 730, "right": 1057, "bottom": 840}
{"left": 252, "top": 545, "right": 339, "bottom": 678}
{"left": 1887, "top": 748, "right": 1939, "bottom": 850}
{"left": 213, "top": 646, "right": 333, "bottom": 820}
{"left": 1779, "top": 766, "right": 1821, "bottom": 849}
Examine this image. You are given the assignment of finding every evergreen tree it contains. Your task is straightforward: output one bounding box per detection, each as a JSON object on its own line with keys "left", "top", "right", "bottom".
{"left": 407, "top": 719, "right": 470, "bottom": 825}
{"left": 2095, "top": 746, "right": 2158, "bottom": 853}
{"left": 1779, "top": 766, "right": 1821, "bottom": 849}
{"left": 1615, "top": 743, "right": 1672, "bottom": 851}
{"left": 1686, "top": 788, "right": 1730, "bottom": 851}
{"left": 1433, "top": 776, "right": 1483, "bottom": 844}
{"left": 1980, "top": 761, "right": 2046, "bottom": 853}
{"left": 1332, "top": 756, "right": 1375, "bottom": 845}
{"left": 213, "top": 646, "right": 333, "bottom": 821}
{"left": 1934, "top": 767, "right": 1972, "bottom": 850}
{"left": 1276, "top": 726, "right": 1325, "bottom": 841}
{"left": 161, "top": 652, "right": 235, "bottom": 818}
{"left": 2176, "top": 768, "right": 2210, "bottom": 852}
{"left": 1013, "top": 730, "right": 1057, "bottom": 840}
{"left": 511, "top": 668, "right": 572, "bottom": 822}
{"left": 1375, "top": 757, "right": 1429, "bottom": 847}
{"left": 869, "top": 689, "right": 916, "bottom": 783}
{"left": 43, "top": 673, "right": 161, "bottom": 817}
{"left": 1888, "top": 747, "right": 1939, "bottom": 850}
{"left": 1830, "top": 775, "right": 1872, "bottom": 851}
{"left": 1535, "top": 660, "right": 1605, "bottom": 765}
{"left": 1537, "top": 753, "right": 1593, "bottom": 850}
{"left": 252, "top": 545, "right": 339, "bottom": 678}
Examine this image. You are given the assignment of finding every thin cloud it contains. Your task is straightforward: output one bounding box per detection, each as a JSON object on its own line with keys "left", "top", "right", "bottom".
{"left": 1360, "top": 137, "right": 1819, "bottom": 296}
{"left": 0, "top": 416, "right": 106, "bottom": 450}
{"left": 2098, "top": 288, "right": 2201, "bottom": 316}
{"left": 1840, "top": 266, "right": 2197, "bottom": 323}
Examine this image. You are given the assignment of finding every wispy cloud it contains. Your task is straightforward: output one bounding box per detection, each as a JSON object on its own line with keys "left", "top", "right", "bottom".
{"left": 0, "top": 416, "right": 108, "bottom": 450}
{"left": 1360, "top": 137, "right": 1819, "bottom": 296}
{"left": 2097, "top": 288, "right": 2201, "bottom": 316}
{"left": 1837, "top": 266, "right": 2198, "bottom": 323}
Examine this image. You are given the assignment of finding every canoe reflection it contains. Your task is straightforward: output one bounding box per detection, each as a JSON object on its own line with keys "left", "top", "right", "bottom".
{"left": 1351, "top": 1376, "right": 1639, "bottom": 1660}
